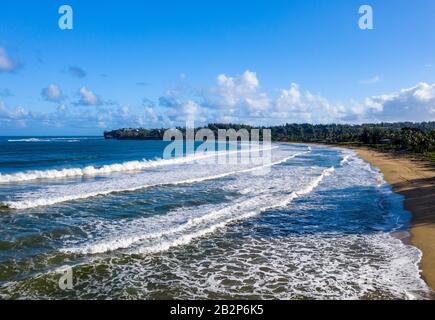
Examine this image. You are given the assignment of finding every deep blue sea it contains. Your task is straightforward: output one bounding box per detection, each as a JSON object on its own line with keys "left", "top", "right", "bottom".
{"left": 0, "top": 136, "right": 431, "bottom": 299}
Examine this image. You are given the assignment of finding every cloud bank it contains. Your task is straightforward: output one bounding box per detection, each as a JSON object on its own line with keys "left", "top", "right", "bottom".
{"left": 364, "top": 82, "right": 435, "bottom": 122}
{"left": 156, "top": 71, "right": 435, "bottom": 126}
{"left": 1, "top": 71, "right": 434, "bottom": 134}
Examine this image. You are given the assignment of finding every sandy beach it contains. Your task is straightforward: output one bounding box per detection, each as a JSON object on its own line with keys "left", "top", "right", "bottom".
{"left": 343, "top": 147, "right": 435, "bottom": 291}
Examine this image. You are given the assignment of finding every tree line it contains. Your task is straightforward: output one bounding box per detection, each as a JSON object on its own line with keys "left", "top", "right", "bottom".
{"left": 104, "top": 121, "right": 435, "bottom": 155}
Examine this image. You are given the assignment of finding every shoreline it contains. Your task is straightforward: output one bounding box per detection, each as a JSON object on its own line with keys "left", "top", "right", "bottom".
{"left": 348, "top": 147, "right": 435, "bottom": 292}
{"left": 302, "top": 143, "right": 435, "bottom": 292}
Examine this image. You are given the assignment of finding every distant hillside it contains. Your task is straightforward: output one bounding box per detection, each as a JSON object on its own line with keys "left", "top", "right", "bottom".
{"left": 104, "top": 128, "right": 166, "bottom": 140}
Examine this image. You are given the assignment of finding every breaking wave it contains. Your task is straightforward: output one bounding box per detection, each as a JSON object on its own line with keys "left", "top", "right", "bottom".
{"left": 62, "top": 165, "right": 334, "bottom": 255}
{"left": 7, "top": 138, "right": 84, "bottom": 143}
{"left": 2, "top": 149, "right": 305, "bottom": 210}
{"left": 0, "top": 146, "right": 278, "bottom": 184}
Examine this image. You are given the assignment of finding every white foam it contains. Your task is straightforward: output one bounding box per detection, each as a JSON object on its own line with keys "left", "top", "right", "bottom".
{"left": 340, "top": 154, "right": 352, "bottom": 166}
{"left": 156, "top": 232, "right": 429, "bottom": 300}
{"left": 7, "top": 137, "right": 85, "bottom": 142}
{"left": 132, "top": 168, "right": 335, "bottom": 255}
{"left": 3, "top": 149, "right": 306, "bottom": 210}
{"left": 0, "top": 146, "right": 278, "bottom": 184}
{"left": 7, "top": 138, "right": 51, "bottom": 142}
{"left": 62, "top": 164, "right": 333, "bottom": 255}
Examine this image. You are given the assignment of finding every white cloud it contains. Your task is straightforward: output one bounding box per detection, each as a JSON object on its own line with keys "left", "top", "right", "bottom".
{"left": 276, "top": 83, "right": 302, "bottom": 110}
{"left": 363, "top": 82, "right": 435, "bottom": 122}
{"left": 77, "top": 86, "right": 101, "bottom": 106}
{"left": 144, "top": 106, "right": 159, "bottom": 123}
{"left": 118, "top": 105, "right": 129, "bottom": 118}
{"left": 360, "top": 75, "right": 381, "bottom": 85}
{"left": 217, "top": 70, "right": 259, "bottom": 93}
{"left": 41, "top": 84, "right": 64, "bottom": 102}
{"left": 414, "top": 82, "right": 435, "bottom": 101}
{"left": 272, "top": 84, "right": 349, "bottom": 123}
{"left": 160, "top": 96, "right": 209, "bottom": 123}
{"left": 214, "top": 71, "right": 264, "bottom": 108}
{"left": 0, "top": 47, "right": 18, "bottom": 73}
{"left": 0, "top": 101, "right": 28, "bottom": 120}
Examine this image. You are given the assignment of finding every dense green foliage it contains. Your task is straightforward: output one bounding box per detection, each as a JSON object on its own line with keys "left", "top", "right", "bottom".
{"left": 104, "top": 121, "right": 435, "bottom": 155}
{"left": 104, "top": 128, "right": 165, "bottom": 140}
{"left": 265, "top": 123, "right": 435, "bottom": 154}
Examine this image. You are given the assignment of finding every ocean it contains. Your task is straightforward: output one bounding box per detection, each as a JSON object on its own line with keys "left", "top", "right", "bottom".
{"left": 0, "top": 136, "right": 431, "bottom": 299}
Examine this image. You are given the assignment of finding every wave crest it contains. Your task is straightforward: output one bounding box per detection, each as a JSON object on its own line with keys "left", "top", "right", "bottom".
{"left": 0, "top": 146, "right": 278, "bottom": 184}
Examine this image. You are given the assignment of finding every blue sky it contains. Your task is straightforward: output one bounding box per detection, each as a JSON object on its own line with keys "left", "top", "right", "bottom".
{"left": 0, "top": 0, "right": 435, "bottom": 135}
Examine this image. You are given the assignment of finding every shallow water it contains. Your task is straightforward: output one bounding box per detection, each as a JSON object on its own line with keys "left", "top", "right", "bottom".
{"left": 0, "top": 137, "right": 431, "bottom": 299}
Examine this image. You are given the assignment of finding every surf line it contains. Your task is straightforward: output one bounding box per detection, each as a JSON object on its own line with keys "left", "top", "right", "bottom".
{"left": 63, "top": 165, "right": 336, "bottom": 256}
{"left": 131, "top": 167, "right": 336, "bottom": 256}
{"left": 4, "top": 151, "right": 309, "bottom": 210}
{"left": 0, "top": 146, "right": 278, "bottom": 184}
